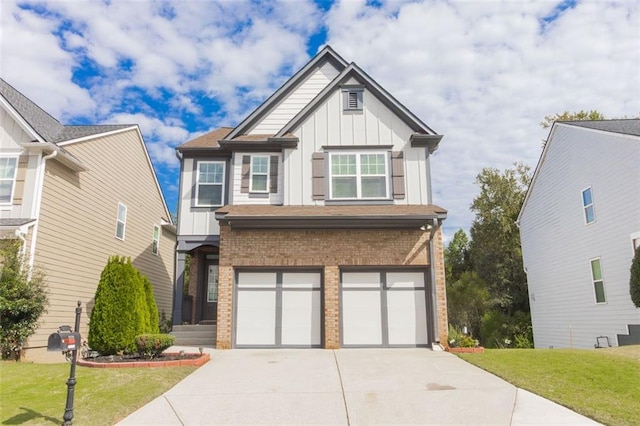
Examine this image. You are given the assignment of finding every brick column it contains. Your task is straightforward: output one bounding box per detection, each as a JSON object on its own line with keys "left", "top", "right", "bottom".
{"left": 324, "top": 265, "right": 340, "bottom": 349}
{"left": 433, "top": 227, "right": 448, "bottom": 344}
{"left": 216, "top": 265, "right": 234, "bottom": 349}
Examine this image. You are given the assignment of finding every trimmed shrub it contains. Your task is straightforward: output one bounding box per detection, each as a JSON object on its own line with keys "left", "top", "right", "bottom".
{"left": 0, "top": 240, "right": 48, "bottom": 360}
{"left": 141, "top": 273, "right": 159, "bottom": 334}
{"left": 631, "top": 247, "right": 640, "bottom": 308}
{"left": 88, "top": 256, "right": 149, "bottom": 355}
{"left": 135, "top": 334, "right": 175, "bottom": 359}
{"left": 447, "top": 325, "right": 476, "bottom": 348}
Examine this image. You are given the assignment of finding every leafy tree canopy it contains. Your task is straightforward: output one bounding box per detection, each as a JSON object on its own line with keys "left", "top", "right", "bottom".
{"left": 540, "top": 110, "right": 605, "bottom": 129}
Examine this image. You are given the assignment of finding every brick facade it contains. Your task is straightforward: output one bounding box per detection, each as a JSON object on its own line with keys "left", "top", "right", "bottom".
{"left": 215, "top": 225, "right": 448, "bottom": 349}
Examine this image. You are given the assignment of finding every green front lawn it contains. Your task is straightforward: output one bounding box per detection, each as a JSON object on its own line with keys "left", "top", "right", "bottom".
{"left": 459, "top": 346, "right": 640, "bottom": 426}
{"left": 0, "top": 362, "right": 196, "bottom": 425}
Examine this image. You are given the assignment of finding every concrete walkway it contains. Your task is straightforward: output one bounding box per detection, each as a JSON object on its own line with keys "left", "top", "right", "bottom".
{"left": 117, "top": 347, "right": 600, "bottom": 425}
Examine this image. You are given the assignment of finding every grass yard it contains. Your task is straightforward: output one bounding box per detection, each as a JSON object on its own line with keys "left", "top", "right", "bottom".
{"left": 0, "top": 362, "right": 196, "bottom": 425}
{"left": 459, "top": 346, "right": 640, "bottom": 426}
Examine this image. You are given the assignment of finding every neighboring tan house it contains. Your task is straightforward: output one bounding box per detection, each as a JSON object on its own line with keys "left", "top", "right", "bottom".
{"left": 518, "top": 119, "right": 640, "bottom": 349}
{"left": 173, "top": 46, "right": 448, "bottom": 349}
{"left": 0, "top": 78, "right": 176, "bottom": 361}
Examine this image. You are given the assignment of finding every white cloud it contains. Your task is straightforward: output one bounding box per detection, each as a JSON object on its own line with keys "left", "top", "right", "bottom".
{"left": 2, "top": 0, "right": 638, "bottom": 240}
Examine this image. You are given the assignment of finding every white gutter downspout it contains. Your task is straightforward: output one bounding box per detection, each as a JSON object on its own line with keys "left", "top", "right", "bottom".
{"left": 28, "top": 150, "right": 57, "bottom": 273}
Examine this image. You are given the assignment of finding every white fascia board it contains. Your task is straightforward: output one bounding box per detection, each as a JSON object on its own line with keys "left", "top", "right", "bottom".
{"left": 55, "top": 125, "right": 138, "bottom": 146}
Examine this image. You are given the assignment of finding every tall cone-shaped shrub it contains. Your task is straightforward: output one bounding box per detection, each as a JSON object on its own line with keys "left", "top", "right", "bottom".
{"left": 141, "top": 273, "right": 159, "bottom": 334}
{"left": 89, "top": 256, "right": 148, "bottom": 354}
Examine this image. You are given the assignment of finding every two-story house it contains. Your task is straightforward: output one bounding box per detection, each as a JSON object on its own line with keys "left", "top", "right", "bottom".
{"left": 518, "top": 120, "right": 640, "bottom": 349}
{"left": 0, "top": 78, "right": 176, "bottom": 361}
{"left": 174, "top": 46, "right": 448, "bottom": 349}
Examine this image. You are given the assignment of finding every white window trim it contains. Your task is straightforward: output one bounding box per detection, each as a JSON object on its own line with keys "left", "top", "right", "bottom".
{"left": 115, "top": 202, "right": 127, "bottom": 241}
{"left": 249, "top": 155, "right": 270, "bottom": 193}
{"left": 196, "top": 161, "right": 225, "bottom": 207}
{"left": 581, "top": 186, "right": 596, "bottom": 225}
{"left": 152, "top": 225, "right": 160, "bottom": 255}
{"left": 0, "top": 156, "right": 19, "bottom": 207}
{"left": 328, "top": 151, "right": 390, "bottom": 200}
{"left": 589, "top": 257, "right": 607, "bottom": 304}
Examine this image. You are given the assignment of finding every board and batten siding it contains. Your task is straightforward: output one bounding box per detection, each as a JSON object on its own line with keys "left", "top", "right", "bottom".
{"left": 30, "top": 128, "right": 175, "bottom": 351}
{"left": 177, "top": 157, "right": 222, "bottom": 237}
{"left": 249, "top": 61, "right": 341, "bottom": 135}
{"left": 519, "top": 124, "right": 640, "bottom": 349}
{"left": 284, "top": 84, "right": 430, "bottom": 205}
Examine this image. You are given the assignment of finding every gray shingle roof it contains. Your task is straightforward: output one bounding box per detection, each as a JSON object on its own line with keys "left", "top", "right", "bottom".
{"left": 0, "top": 218, "right": 36, "bottom": 227}
{"left": 562, "top": 119, "right": 640, "bottom": 137}
{"left": 0, "top": 78, "right": 132, "bottom": 143}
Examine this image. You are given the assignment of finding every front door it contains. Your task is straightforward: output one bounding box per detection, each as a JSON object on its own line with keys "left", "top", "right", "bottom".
{"left": 200, "top": 262, "right": 218, "bottom": 323}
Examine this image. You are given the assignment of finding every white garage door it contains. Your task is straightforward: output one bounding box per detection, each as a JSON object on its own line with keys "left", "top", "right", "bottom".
{"left": 235, "top": 271, "right": 322, "bottom": 347}
{"left": 341, "top": 271, "right": 429, "bottom": 347}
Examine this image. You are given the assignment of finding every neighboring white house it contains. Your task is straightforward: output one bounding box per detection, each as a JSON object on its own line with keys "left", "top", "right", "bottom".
{"left": 518, "top": 119, "right": 640, "bottom": 349}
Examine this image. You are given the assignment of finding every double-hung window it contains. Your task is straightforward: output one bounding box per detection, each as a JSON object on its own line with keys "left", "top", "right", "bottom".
{"left": 196, "top": 161, "right": 225, "bottom": 206}
{"left": 115, "top": 203, "right": 127, "bottom": 240}
{"left": 330, "top": 152, "right": 389, "bottom": 199}
{"left": 152, "top": 225, "right": 160, "bottom": 255}
{"left": 0, "top": 157, "right": 18, "bottom": 205}
{"left": 590, "top": 258, "right": 606, "bottom": 303}
{"left": 250, "top": 156, "right": 270, "bottom": 192}
{"left": 582, "top": 187, "right": 595, "bottom": 224}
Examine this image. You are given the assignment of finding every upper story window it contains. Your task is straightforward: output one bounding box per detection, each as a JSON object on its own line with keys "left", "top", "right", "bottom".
{"left": 590, "top": 258, "right": 606, "bottom": 304}
{"left": 250, "top": 155, "right": 270, "bottom": 193}
{"left": 196, "top": 161, "right": 225, "bottom": 206}
{"left": 115, "top": 203, "right": 127, "bottom": 240}
{"left": 152, "top": 225, "right": 160, "bottom": 255}
{"left": 342, "top": 87, "right": 363, "bottom": 111}
{"left": 329, "top": 152, "right": 389, "bottom": 199}
{"left": 582, "top": 187, "right": 595, "bottom": 224}
{"left": 0, "top": 157, "right": 18, "bottom": 205}
{"left": 240, "top": 154, "right": 278, "bottom": 195}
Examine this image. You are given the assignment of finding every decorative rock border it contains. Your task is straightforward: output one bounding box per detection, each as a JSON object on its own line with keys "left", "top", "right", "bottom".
{"left": 77, "top": 352, "right": 210, "bottom": 368}
{"left": 446, "top": 347, "right": 485, "bottom": 354}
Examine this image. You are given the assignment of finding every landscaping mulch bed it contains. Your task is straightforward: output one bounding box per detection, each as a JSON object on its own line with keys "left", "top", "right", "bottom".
{"left": 78, "top": 352, "right": 210, "bottom": 368}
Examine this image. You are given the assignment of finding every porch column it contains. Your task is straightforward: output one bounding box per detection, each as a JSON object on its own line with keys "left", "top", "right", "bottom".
{"left": 216, "top": 265, "right": 234, "bottom": 349}
{"left": 172, "top": 251, "right": 186, "bottom": 326}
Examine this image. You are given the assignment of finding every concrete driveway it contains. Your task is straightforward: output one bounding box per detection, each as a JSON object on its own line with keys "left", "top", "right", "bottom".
{"left": 118, "top": 348, "right": 599, "bottom": 425}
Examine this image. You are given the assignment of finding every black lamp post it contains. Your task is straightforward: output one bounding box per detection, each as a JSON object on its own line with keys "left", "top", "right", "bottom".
{"left": 62, "top": 300, "right": 82, "bottom": 426}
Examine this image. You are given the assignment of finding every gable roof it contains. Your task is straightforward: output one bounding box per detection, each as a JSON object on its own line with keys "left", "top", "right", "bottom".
{"left": 562, "top": 119, "right": 640, "bottom": 136}
{"left": 0, "top": 77, "right": 174, "bottom": 225}
{"left": 225, "top": 45, "right": 349, "bottom": 141}
{"left": 0, "top": 78, "right": 131, "bottom": 144}
{"left": 276, "top": 61, "right": 438, "bottom": 137}
{"left": 517, "top": 119, "right": 640, "bottom": 223}
{"left": 177, "top": 127, "right": 233, "bottom": 149}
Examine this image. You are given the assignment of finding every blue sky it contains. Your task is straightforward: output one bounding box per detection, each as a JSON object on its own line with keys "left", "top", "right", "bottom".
{"left": 2, "top": 0, "right": 638, "bottom": 241}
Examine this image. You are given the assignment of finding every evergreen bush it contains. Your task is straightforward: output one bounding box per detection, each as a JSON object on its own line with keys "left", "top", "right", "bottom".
{"left": 141, "top": 273, "right": 159, "bottom": 334}
{"left": 631, "top": 247, "right": 640, "bottom": 308}
{"left": 89, "top": 256, "right": 150, "bottom": 355}
{"left": 0, "top": 240, "right": 48, "bottom": 360}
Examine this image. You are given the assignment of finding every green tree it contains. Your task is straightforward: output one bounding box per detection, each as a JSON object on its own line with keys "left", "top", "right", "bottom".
{"left": 0, "top": 240, "right": 48, "bottom": 360}
{"left": 540, "top": 110, "right": 605, "bottom": 129}
{"left": 446, "top": 271, "right": 489, "bottom": 339}
{"left": 469, "top": 163, "right": 531, "bottom": 315}
{"left": 89, "top": 256, "right": 150, "bottom": 355}
{"left": 631, "top": 247, "right": 640, "bottom": 308}
{"left": 444, "top": 229, "right": 471, "bottom": 282}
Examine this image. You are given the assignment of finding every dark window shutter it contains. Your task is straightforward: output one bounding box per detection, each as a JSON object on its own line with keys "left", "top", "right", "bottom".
{"left": 391, "top": 151, "right": 405, "bottom": 200}
{"left": 241, "top": 155, "right": 250, "bottom": 193}
{"left": 269, "top": 155, "right": 278, "bottom": 193}
{"left": 312, "top": 152, "right": 325, "bottom": 200}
